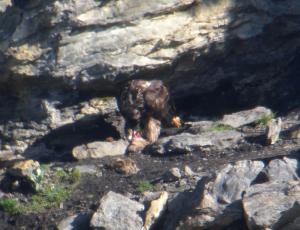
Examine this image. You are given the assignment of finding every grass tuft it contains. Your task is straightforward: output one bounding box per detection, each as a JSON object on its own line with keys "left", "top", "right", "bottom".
{"left": 1, "top": 166, "right": 81, "bottom": 215}
{"left": 208, "top": 124, "right": 234, "bottom": 132}
{"left": 255, "top": 112, "right": 275, "bottom": 128}
{"left": 137, "top": 181, "right": 153, "bottom": 193}
{"left": 0, "top": 199, "right": 22, "bottom": 215}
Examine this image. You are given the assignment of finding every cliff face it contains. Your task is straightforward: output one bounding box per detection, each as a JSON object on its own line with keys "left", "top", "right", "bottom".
{"left": 0, "top": 0, "right": 300, "bottom": 154}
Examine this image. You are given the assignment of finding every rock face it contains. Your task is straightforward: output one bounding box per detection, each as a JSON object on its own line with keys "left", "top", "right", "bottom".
{"left": 0, "top": 0, "right": 300, "bottom": 155}
{"left": 243, "top": 181, "right": 300, "bottom": 230}
{"left": 90, "top": 191, "right": 144, "bottom": 230}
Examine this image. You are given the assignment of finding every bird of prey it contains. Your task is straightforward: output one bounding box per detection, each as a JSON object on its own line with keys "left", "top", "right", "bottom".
{"left": 118, "top": 79, "right": 181, "bottom": 153}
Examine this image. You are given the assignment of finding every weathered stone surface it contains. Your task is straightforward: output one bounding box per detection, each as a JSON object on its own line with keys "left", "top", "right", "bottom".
{"left": 243, "top": 181, "right": 300, "bottom": 230}
{"left": 220, "top": 106, "right": 272, "bottom": 128}
{"left": 263, "top": 157, "right": 299, "bottom": 182}
{"left": 180, "top": 160, "right": 264, "bottom": 229}
{"left": 0, "top": 0, "right": 299, "bottom": 103}
{"left": 72, "top": 140, "right": 128, "bottom": 160}
{"left": 151, "top": 130, "right": 242, "bottom": 154}
{"left": 90, "top": 191, "right": 144, "bottom": 230}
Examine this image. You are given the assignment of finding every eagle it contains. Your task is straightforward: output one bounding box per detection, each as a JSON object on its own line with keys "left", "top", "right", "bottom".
{"left": 118, "top": 79, "right": 181, "bottom": 153}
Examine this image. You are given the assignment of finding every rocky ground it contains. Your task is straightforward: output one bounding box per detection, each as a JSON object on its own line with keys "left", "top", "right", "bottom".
{"left": 0, "top": 106, "right": 299, "bottom": 230}
{"left": 1, "top": 0, "right": 300, "bottom": 229}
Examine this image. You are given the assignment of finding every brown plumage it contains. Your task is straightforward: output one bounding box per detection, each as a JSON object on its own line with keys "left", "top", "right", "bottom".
{"left": 118, "top": 80, "right": 173, "bottom": 152}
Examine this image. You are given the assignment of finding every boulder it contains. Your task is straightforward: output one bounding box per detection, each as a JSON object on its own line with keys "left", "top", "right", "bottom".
{"left": 72, "top": 140, "right": 128, "bottom": 160}
{"left": 262, "top": 157, "right": 299, "bottom": 182}
{"left": 243, "top": 181, "right": 300, "bottom": 230}
{"left": 220, "top": 106, "right": 272, "bottom": 128}
{"left": 90, "top": 191, "right": 144, "bottom": 230}
{"left": 7, "top": 159, "right": 42, "bottom": 190}
{"left": 179, "top": 160, "right": 264, "bottom": 229}
{"left": 151, "top": 130, "right": 242, "bottom": 154}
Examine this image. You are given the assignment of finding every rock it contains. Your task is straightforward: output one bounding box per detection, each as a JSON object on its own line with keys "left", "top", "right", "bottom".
{"left": 144, "top": 191, "right": 169, "bottom": 230}
{"left": 72, "top": 140, "right": 128, "bottom": 160}
{"left": 90, "top": 191, "right": 144, "bottom": 230}
{"left": 243, "top": 181, "right": 300, "bottom": 230}
{"left": 163, "top": 168, "right": 182, "bottom": 182}
{"left": 183, "top": 165, "right": 195, "bottom": 177}
{"left": 74, "top": 165, "right": 98, "bottom": 175}
{"left": 7, "top": 160, "right": 42, "bottom": 191}
{"left": 151, "top": 130, "right": 242, "bottom": 154}
{"left": 220, "top": 106, "right": 272, "bottom": 128}
{"left": 0, "top": 1, "right": 11, "bottom": 12}
{"left": 287, "top": 124, "right": 300, "bottom": 139}
{"left": 57, "top": 214, "right": 90, "bottom": 230}
{"left": 1, "top": 0, "right": 300, "bottom": 159}
{"left": 180, "top": 160, "right": 264, "bottom": 229}
{"left": 185, "top": 121, "right": 216, "bottom": 134}
{"left": 112, "top": 158, "right": 139, "bottom": 175}
{"left": 262, "top": 157, "right": 299, "bottom": 182}
{"left": 265, "top": 117, "right": 282, "bottom": 145}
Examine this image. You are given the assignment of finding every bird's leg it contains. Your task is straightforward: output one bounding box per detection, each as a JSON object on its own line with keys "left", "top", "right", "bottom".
{"left": 144, "top": 117, "right": 161, "bottom": 143}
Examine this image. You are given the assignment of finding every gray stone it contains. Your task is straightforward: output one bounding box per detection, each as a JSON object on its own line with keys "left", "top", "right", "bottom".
{"left": 72, "top": 140, "right": 129, "bottom": 160}
{"left": 263, "top": 157, "right": 299, "bottom": 182}
{"left": 220, "top": 106, "right": 272, "bottom": 128}
{"left": 163, "top": 167, "right": 182, "bottom": 182}
{"left": 57, "top": 214, "right": 90, "bottom": 230}
{"left": 243, "top": 181, "right": 300, "bottom": 230}
{"left": 180, "top": 160, "right": 264, "bottom": 229}
{"left": 183, "top": 165, "right": 195, "bottom": 177}
{"left": 74, "top": 165, "right": 98, "bottom": 175}
{"left": 151, "top": 130, "right": 242, "bottom": 154}
{"left": 90, "top": 191, "right": 144, "bottom": 230}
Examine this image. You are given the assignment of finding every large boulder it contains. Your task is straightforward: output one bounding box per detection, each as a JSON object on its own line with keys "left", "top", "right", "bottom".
{"left": 90, "top": 191, "right": 144, "bottom": 230}
{"left": 164, "top": 160, "right": 264, "bottom": 229}
{"left": 243, "top": 181, "right": 300, "bottom": 230}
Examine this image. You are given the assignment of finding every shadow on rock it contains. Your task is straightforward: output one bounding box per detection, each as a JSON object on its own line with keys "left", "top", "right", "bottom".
{"left": 23, "top": 114, "right": 121, "bottom": 162}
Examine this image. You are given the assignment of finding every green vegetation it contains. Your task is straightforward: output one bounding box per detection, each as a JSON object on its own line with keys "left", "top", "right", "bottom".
{"left": 208, "top": 124, "right": 234, "bottom": 132}
{"left": 255, "top": 112, "right": 275, "bottom": 128}
{"left": 137, "top": 181, "right": 153, "bottom": 193}
{"left": 0, "top": 199, "right": 22, "bottom": 215}
{"left": 28, "top": 185, "right": 72, "bottom": 213}
{"left": 1, "top": 167, "right": 81, "bottom": 215}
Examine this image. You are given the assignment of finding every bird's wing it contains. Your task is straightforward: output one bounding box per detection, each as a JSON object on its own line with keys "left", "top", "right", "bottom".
{"left": 144, "top": 81, "right": 170, "bottom": 117}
